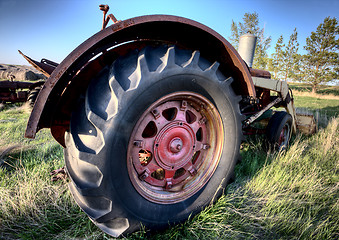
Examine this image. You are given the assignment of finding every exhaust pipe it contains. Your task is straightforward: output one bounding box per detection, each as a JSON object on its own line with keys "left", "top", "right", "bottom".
{"left": 238, "top": 33, "right": 257, "bottom": 68}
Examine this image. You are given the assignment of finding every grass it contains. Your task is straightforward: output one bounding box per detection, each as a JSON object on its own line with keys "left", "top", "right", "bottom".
{"left": 148, "top": 119, "right": 339, "bottom": 240}
{"left": 293, "top": 95, "right": 339, "bottom": 111}
{"left": 0, "top": 103, "right": 53, "bottom": 146}
{"left": 0, "top": 97, "right": 338, "bottom": 239}
{"left": 292, "top": 95, "right": 339, "bottom": 127}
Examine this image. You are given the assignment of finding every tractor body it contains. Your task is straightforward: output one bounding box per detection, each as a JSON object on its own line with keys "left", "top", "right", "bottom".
{"left": 22, "top": 7, "right": 316, "bottom": 237}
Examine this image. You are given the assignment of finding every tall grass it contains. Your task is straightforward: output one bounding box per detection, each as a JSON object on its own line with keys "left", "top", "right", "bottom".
{"left": 0, "top": 134, "right": 90, "bottom": 239}
{"left": 246, "top": 118, "right": 338, "bottom": 239}
{"left": 0, "top": 104, "right": 338, "bottom": 239}
{"left": 0, "top": 105, "right": 97, "bottom": 239}
{"left": 0, "top": 103, "right": 53, "bottom": 147}
{"left": 148, "top": 118, "right": 338, "bottom": 240}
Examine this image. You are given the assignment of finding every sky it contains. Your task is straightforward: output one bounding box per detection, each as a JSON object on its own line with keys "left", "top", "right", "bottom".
{"left": 0, "top": 0, "right": 338, "bottom": 65}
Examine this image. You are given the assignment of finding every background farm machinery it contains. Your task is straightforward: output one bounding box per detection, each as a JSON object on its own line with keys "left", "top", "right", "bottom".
{"left": 0, "top": 53, "right": 57, "bottom": 106}
{"left": 0, "top": 79, "right": 44, "bottom": 105}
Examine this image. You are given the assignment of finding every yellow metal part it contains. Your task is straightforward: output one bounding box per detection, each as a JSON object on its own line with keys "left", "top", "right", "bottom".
{"left": 252, "top": 77, "right": 289, "bottom": 100}
{"left": 296, "top": 113, "right": 317, "bottom": 135}
{"left": 285, "top": 97, "right": 298, "bottom": 133}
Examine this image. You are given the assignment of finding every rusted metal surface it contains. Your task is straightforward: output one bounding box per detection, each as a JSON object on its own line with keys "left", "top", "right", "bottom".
{"left": 0, "top": 80, "right": 34, "bottom": 103}
{"left": 0, "top": 90, "right": 28, "bottom": 103}
{"left": 250, "top": 68, "right": 271, "bottom": 79}
{"left": 0, "top": 80, "right": 34, "bottom": 89}
{"left": 41, "top": 58, "right": 59, "bottom": 68}
{"left": 127, "top": 92, "right": 223, "bottom": 204}
{"left": 243, "top": 97, "right": 282, "bottom": 128}
{"left": 26, "top": 14, "right": 255, "bottom": 140}
{"left": 99, "top": 4, "right": 120, "bottom": 30}
{"left": 18, "top": 50, "right": 57, "bottom": 77}
{"left": 296, "top": 113, "right": 317, "bottom": 135}
{"left": 278, "top": 123, "right": 290, "bottom": 149}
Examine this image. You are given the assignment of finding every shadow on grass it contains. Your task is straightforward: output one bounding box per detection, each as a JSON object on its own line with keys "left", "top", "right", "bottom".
{"left": 0, "top": 143, "right": 63, "bottom": 174}
{"left": 235, "top": 135, "right": 271, "bottom": 181}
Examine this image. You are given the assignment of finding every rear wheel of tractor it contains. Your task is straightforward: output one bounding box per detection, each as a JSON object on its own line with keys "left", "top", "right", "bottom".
{"left": 266, "top": 111, "right": 292, "bottom": 151}
{"left": 64, "top": 45, "right": 243, "bottom": 237}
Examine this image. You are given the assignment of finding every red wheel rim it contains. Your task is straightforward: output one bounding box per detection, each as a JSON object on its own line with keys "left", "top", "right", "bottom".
{"left": 278, "top": 124, "right": 290, "bottom": 149}
{"left": 127, "top": 92, "right": 224, "bottom": 204}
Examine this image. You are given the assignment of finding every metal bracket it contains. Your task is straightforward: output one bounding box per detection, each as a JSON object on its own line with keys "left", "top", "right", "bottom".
{"left": 99, "top": 4, "right": 120, "bottom": 30}
{"left": 252, "top": 76, "right": 297, "bottom": 133}
{"left": 243, "top": 97, "right": 282, "bottom": 128}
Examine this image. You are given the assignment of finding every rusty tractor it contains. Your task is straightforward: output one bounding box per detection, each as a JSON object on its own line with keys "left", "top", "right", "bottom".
{"left": 0, "top": 79, "right": 45, "bottom": 106}
{"left": 0, "top": 52, "right": 57, "bottom": 106}
{"left": 21, "top": 4, "right": 316, "bottom": 237}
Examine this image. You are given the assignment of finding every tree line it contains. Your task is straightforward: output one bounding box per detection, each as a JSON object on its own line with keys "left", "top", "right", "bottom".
{"left": 229, "top": 13, "right": 339, "bottom": 93}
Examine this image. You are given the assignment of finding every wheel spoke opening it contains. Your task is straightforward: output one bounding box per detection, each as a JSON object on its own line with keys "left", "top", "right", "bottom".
{"left": 162, "top": 107, "right": 178, "bottom": 121}
{"left": 173, "top": 168, "right": 186, "bottom": 179}
{"left": 142, "top": 121, "right": 157, "bottom": 138}
{"left": 191, "top": 151, "right": 200, "bottom": 164}
{"left": 196, "top": 127, "right": 203, "bottom": 141}
{"left": 151, "top": 168, "right": 165, "bottom": 180}
{"left": 185, "top": 110, "right": 197, "bottom": 124}
{"left": 139, "top": 149, "right": 152, "bottom": 166}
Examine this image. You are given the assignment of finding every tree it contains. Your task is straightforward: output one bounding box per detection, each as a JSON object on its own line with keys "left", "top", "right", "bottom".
{"left": 229, "top": 12, "right": 272, "bottom": 70}
{"left": 300, "top": 17, "right": 339, "bottom": 93}
{"left": 268, "top": 35, "right": 285, "bottom": 79}
{"left": 281, "top": 28, "right": 299, "bottom": 81}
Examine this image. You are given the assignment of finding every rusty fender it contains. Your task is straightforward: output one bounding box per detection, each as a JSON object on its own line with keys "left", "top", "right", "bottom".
{"left": 25, "top": 15, "right": 256, "bottom": 146}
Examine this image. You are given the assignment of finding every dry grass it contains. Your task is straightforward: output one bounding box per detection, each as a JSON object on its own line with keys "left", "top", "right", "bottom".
{"left": 148, "top": 118, "right": 339, "bottom": 240}
{"left": 1, "top": 104, "right": 338, "bottom": 239}
{"left": 292, "top": 90, "right": 339, "bottom": 100}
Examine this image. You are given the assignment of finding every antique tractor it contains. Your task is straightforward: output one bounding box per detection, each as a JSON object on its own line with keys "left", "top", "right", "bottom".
{"left": 22, "top": 5, "right": 316, "bottom": 237}
{"left": 0, "top": 79, "right": 44, "bottom": 106}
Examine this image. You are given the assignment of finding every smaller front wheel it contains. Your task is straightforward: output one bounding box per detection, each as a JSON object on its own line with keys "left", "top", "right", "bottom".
{"left": 266, "top": 111, "right": 292, "bottom": 151}
{"left": 27, "top": 82, "right": 44, "bottom": 107}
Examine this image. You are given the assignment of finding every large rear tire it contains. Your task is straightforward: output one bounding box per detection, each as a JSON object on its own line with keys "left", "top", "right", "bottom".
{"left": 64, "top": 45, "right": 243, "bottom": 237}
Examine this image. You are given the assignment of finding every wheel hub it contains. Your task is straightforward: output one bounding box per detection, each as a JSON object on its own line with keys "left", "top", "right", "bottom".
{"left": 169, "top": 138, "right": 183, "bottom": 153}
{"left": 278, "top": 124, "right": 290, "bottom": 149}
{"left": 155, "top": 122, "right": 195, "bottom": 170}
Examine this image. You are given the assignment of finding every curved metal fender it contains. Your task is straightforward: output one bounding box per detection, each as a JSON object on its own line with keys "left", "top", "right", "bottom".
{"left": 25, "top": 15, "right": 255, "bottom": 142}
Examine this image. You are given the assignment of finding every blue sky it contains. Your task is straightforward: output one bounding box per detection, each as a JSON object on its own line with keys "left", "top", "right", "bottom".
{"left": 0, "top": 0, "right": 338, "bottom": 65}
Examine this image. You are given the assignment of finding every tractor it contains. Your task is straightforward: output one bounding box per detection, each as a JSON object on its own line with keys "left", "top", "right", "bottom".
{"left": 21, "top": 4, "right": 316, "bottom": 237}
{"left": 0, "top": 79, "right": 45, "bottom": 106}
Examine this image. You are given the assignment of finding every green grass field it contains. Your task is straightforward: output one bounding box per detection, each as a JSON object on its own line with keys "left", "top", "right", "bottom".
{"left": 0, "top": 93, "right": 338, "bottom": 239}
